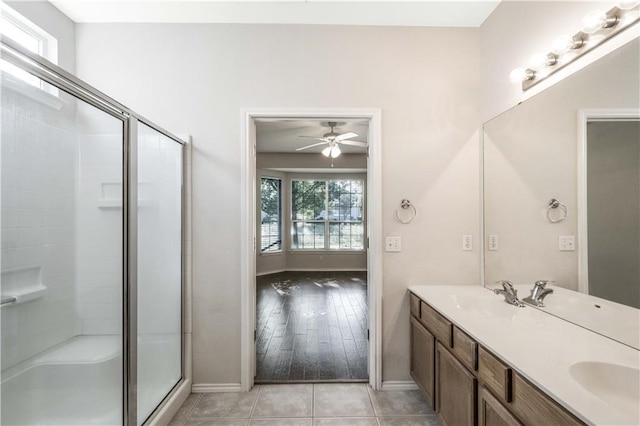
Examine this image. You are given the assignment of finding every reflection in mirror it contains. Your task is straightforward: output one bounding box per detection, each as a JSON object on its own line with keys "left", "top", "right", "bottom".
{"left": 583, "top": 117, "right": 639, "bottom": 308}
{"left": 483, "top": 38, "right": 640, "bottom": 349}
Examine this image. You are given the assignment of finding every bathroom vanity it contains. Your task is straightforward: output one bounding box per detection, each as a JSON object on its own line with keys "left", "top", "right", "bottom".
{"left": 409, "top": 285, "right": 640, "bottom": 426}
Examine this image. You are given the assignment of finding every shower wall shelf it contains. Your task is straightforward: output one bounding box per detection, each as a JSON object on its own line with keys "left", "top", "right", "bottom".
{"left": 0, "top": 266, "right": 47, "bottom": 307}
{"left": 0, "top": 284, "right": 47, "bottom": 307}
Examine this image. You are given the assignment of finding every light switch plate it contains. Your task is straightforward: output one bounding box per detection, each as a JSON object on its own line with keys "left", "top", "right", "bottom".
{"left": 462, "top": 235, "right": 473, "bottom": 251}
{"left": 386, "top": 236, "right": 402, "bottom": 252}
{"left": 488, "top": 234, "right": 499, "bottom": 251}
{"left": 559, "top": 235, "right": 576, "bottom": 251}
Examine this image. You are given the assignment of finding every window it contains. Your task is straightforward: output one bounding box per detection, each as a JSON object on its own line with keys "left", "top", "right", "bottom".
{"left": 1, "top": 3, "right": 58, "bottom": 90}
{"left": 291, "top": 179, "right": 364, "bottom": 251}
{"left": 260, "top": 177, "right": 282, "bottom": 252}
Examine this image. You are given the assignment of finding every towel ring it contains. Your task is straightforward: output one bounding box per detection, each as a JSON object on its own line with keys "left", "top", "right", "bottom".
{"left": 546, "top": 198, "right": 567, "bottom": 223}
{"left": 394, "top": 199, "right": 417, "bottom": 224}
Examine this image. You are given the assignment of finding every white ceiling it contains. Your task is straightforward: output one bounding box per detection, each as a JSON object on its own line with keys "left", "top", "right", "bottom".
{"left": 256, "top": 119, "right": 369, "bottom": 154}
{"left": 50, "top": 0, "right": 500, "bottom": 26}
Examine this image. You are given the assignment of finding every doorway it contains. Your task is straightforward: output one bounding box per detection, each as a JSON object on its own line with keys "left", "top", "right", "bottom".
{"left": 240, "top": 109, "right": 382, "bottom": 391}
{"left": 578, "top": 110, "right": 640, "bottom": 308}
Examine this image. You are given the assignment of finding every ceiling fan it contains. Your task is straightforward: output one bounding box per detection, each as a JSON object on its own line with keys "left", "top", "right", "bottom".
{"left": 295, "top": 122, "right": 367, "bottom": 158}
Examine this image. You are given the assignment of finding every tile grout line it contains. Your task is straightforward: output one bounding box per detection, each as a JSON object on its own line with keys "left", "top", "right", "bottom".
{"left": 312, "top": 383, "right": 316, "bottom": 418}
{"left": 182, "top": 392, "right": 202, "bottom": 425}
{"left": 366, "top": 384, "right": 379, "bottom": 418}
{"left": 249, "top": 384, "right": 262, "bottom": 419}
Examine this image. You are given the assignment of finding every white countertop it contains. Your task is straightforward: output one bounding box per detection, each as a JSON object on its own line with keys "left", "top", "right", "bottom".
{"left": 408, "top": 285, "right": 640, "bottom": 426}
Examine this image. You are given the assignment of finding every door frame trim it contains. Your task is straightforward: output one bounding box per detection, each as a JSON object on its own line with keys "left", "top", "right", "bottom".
{"left": 577, "top": 108, "right": 640, "bottom": 294}
{"left": 240, "top": 108, "right": 383, "bottom": 391}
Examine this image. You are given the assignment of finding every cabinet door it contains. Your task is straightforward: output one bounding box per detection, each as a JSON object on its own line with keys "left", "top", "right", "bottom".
{"left": 479, "top": 386, "right": 522, "bottom": 426}
{"left": 411, "top": 316, "right": 435, "bottom": 409}
{"left": 436, "top": 342, "right": 476, "bottom": 426}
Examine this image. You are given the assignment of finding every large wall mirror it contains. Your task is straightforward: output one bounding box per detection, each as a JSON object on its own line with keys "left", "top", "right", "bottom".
{"left": 483, "top": 37, "right": 639, "bottom": 349}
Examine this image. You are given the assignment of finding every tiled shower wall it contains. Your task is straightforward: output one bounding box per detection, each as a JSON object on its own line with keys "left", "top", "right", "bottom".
{"left": 1, "top": 82, "right": 81, "bottom": 369}
{"left": 75, "top": 103, "right": 123, "bottom": 335}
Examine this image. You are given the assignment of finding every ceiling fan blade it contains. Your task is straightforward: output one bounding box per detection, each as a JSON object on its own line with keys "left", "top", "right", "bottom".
{"left": 295, "top": 141, "right": 328, "bottom": 151}
{"left": 298, "top": 136, "right": 327, "bottom": 141}
{"left": 335, "top": 132, "right": 358, "bottom": 141}
{"left": 339, "top": 140, "right": 368, "bottom": 148}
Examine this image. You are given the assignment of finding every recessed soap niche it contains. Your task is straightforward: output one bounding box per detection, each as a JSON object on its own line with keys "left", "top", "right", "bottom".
{"left": 97, "top": 181, "right": 151, "bottom": 209}
{"left": 0, "top": 266, "right": 47, "bottom": 307}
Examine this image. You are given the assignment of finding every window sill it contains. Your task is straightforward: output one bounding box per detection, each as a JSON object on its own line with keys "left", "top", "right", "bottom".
{"left": 289, "top": 250, "right": 366, "bottom": 255}
{"left": 2, "top": 72, "right": 64, "bottom": 110}
{"left": 260, "top": 251, "right": 283, "bottom": 257}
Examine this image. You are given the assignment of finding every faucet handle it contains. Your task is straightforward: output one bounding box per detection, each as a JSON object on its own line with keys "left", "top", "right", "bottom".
{"left": 496, "top": 280, "right": 514, "bottom": 291}
{"left": 534, "top": 280, "right": 554, "bottom": 288}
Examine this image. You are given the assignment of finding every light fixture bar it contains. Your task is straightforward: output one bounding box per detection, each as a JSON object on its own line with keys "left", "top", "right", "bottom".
{"left": 515, "top": 3, "right": 640, "bottom": 91}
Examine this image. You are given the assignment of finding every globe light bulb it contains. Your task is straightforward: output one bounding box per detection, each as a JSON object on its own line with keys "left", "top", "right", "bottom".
{"left": 552, "top": 35, "right": 577, "bottom": 55}
{"left": 509, "top": 68, "right": 534, "bottom": 83}
{"left": 582, "top": 10, "right": 616, "bottom": 34}
{"left": 330, "top": 145, "right": 341, "bottom": 158}
{"left": 616, "top": 1, "right": 640, "bottom": 10}
{"left": 529, "top": 53, "right": 549, "bottom": 70}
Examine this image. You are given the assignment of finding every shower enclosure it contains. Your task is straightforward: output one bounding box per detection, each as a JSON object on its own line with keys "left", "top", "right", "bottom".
{"left": 1, "top": 35, "right": 185, "bottom": 425}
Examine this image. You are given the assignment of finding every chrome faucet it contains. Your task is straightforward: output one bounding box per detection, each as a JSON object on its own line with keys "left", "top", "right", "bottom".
{"left": 523, "top": 280, "right": 554, "bottom": 307}
{"left": 493, "top": 280, "right": 525, "bottom": 307}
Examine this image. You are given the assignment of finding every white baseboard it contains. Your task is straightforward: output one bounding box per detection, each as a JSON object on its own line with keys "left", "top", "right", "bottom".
{"left": 381, "top": 380, "right": 418, "bottom": 391}
{"left": 256, "top": 269, "right": 286, "bottom": 277}
{"left": 257, "top": 268, "right": 367, "bottom": 276}
{"left": 285, "top": 268, "right": 368, "bottom": 272}
{"left": 192, "top": 383, "right": 243, "bottom": 393}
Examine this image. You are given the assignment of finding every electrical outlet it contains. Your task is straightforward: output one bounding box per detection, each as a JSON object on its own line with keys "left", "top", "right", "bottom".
{"left": 385, "top": 236, "right": 402, "bottom": 252}
{"left": 462, "top": 235, "right": 473, "bottom": 251}
{"left": 559, "top": 235, "right": 575, "bottom": 251}
{"left": 489, "top": 234, "right": 499, "bottom": 251}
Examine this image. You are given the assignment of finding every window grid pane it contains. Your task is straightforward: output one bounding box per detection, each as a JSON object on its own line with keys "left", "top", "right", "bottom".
{"left": 292, "top": 179, "right": 364, "bottom": 251}
{"left": 261, "top": 177, "right": 282, "bottom": 252}
{"left": 330, "top": 223, "right": 364, "bottom": 250}
{"left": 292, "top": 221, "right": 325, "bottom": 249}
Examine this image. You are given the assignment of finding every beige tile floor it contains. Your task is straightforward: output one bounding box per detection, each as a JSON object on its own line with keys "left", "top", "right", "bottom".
{"left": 169, "top": 384, "right": 442, "bottom": 426}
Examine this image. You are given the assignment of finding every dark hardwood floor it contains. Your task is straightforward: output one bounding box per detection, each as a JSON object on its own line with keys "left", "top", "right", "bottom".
{"left": 255, "top": 271, "right": 369, "bottom": 383}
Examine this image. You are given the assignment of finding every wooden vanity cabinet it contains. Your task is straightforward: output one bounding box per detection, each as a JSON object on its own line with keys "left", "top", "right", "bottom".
{"left": 410, "top": 316, "right": 435, "bottom": 409}
{"left": 510, "top": 373, "right": 583, "bottom": 426}
{"left": 479, "top": 386, "right": 522, "bottom": 426}
{"left": 409, "top": 292, "right": 585, "bottom": 426}
{"left": 436, "top": 342, "right": 477, "bottom": 426}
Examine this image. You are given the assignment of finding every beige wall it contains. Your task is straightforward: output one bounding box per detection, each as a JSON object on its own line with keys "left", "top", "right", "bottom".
{"left": 76, "top": 23, "right": 481, "bottom": 385}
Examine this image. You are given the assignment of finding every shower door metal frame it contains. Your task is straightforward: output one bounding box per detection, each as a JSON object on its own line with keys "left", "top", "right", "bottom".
{"left": 1, "top": 35, "right": 187, "bottom": 426}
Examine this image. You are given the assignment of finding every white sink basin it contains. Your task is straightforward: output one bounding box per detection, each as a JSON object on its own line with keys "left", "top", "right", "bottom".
{"left": 451, "top": 293, "right": 518, "bottom": 318}
{"left": 569, "top": 361, "right": 640, "bottom": 421}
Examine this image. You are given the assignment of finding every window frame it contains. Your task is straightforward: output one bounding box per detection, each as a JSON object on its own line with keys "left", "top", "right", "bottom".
{"left": 259, "top": 176, "right": 283, "bottom": 254}
{"left": 290, "top": 178, "right": 366, "bottom": 252}
{"left": 1, "top": 3, "right": 59, "bottom": 94}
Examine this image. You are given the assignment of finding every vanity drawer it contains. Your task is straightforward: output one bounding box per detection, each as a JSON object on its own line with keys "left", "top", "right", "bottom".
{"left": 477, "top": 346, "right": 512, "bottom": 402}
{"left": 410, "top": 293, "right": 421, "bottom": 318}
{"left": 510, "top": 373, "right": 584, "bottom": 426}
{"left": 420, "top": 301, "right": 452, "bottom": 347}
{"left": 452, "top": 326, "right": 477, "bottom": 371}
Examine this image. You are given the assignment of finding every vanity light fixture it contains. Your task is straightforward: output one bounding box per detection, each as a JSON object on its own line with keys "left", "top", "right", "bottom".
{"left": 510, "top": 2, "right": 640, "bottom": 90}
{"left": 581, "top": 10, "right": 618, "bottom": 34}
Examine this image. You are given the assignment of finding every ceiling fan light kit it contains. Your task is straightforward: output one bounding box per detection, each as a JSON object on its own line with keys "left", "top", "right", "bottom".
{"left": 296, "top": 121, "right": 367, "bottom": 160}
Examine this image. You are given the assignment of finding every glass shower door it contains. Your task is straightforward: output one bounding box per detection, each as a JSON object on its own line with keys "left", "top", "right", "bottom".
{"left": 1, "top": 71, "right": 124, "bottom": 424}
{"left": 136, "top": 122, "right": 183, "bottom": 424}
